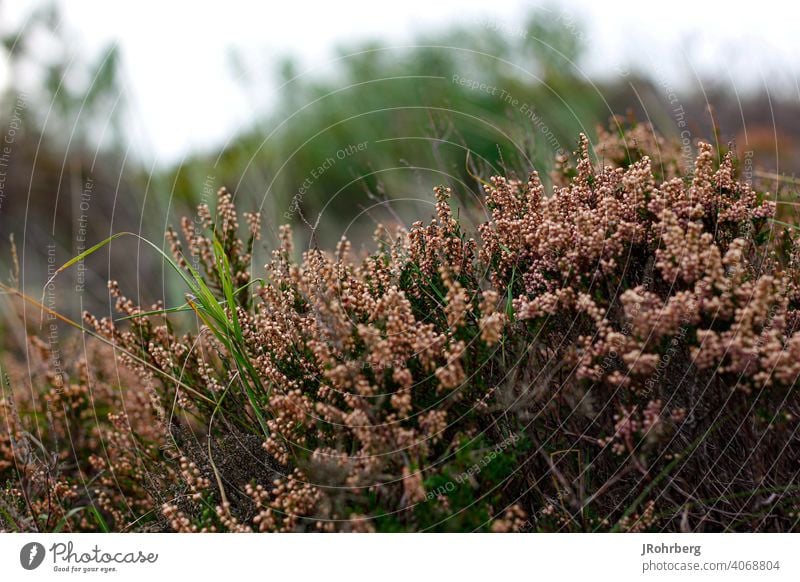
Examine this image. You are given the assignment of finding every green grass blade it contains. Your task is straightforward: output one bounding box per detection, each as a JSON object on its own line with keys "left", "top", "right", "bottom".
{"left": 44, "top": 231, "right": 199, "bottom": 298}
{"left": 88, "top": 505, "right": 110, "bottom": 533}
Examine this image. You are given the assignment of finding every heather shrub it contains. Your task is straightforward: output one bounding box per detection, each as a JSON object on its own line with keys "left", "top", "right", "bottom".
{"left": 11, "top": 120, "right": 800, "bottom": 532}
{"left": 0, "top": 340, "right": 174, "bottom": 532}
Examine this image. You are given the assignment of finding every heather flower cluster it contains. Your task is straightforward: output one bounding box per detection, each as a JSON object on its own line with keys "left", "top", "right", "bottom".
{"left": 0, "top": 340, "right": 172, "bottom": 532}
{"left": 4, "top": 120, "right": 799, "bottom": 532}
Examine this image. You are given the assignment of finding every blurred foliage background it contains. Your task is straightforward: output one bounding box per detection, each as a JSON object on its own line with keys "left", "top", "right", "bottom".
{"left": 1, "top": 1, "right": 799, "bottom": 335}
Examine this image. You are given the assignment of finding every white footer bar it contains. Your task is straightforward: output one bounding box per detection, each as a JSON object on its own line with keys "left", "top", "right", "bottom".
{"left": 2, "top": 533, "right": 798, "bottom": 581}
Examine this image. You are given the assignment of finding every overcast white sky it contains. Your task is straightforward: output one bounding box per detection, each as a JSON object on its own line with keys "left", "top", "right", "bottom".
{"left": 1, "top": 0, "right": 799, "bottom": 163}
